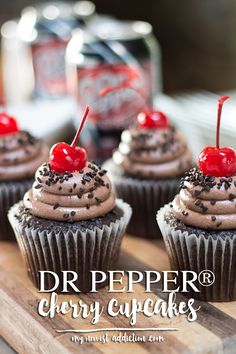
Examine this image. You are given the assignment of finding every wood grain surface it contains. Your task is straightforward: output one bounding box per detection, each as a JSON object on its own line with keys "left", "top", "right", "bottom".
{"left": 0, "top": 236, "right": 236, "bottom": 354}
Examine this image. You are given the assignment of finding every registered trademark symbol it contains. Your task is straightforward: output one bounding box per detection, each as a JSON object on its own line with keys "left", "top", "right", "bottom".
{"left": 198, "top": 270, "right": 215, "bottom": 287}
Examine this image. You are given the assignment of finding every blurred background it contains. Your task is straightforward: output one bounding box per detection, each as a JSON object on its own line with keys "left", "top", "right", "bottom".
{"left": 1, "top": 0, "right": 236, "bottom": 160}
{"left": 1, "top": 0, "right": 236, "bottom": 92}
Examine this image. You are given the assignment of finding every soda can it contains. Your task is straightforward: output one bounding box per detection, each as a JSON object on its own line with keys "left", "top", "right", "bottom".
{"left": 17, "top": 1, "right": 96, "bottom": 98}
{"left": 66, "top": 19, "right": 162, "bottom": 160}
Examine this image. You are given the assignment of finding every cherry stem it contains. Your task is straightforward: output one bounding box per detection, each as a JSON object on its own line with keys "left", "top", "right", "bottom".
{"left": 71, "top": 105, "right": 90, "bottom": 148}
{"left": 1, "top": 97, "right": 6, "bottom": 112}
{"left": 216, "top": 96, "right": 229, "bottom": 149}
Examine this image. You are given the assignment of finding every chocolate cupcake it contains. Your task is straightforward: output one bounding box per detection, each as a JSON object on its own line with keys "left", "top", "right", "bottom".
{"left": 0, "top": 112, "right": 48, "bottom": 240}
{"left": 104, "top": 110, "right": 193, "bottom": 238}
{"left": 157, "top": 96, "right": 236, "bottom": 301}
{"left": 8, "top": 107, "right": 132, "bottom": 292}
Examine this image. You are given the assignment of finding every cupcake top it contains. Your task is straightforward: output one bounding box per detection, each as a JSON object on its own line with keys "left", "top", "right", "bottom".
{"left": 113, "top": 111, "right": 193, "bottom": 179}
{"left": 172, "top": 96, "right": 236, "bottom": 231}
{"left": 172, "top": 168, "right": 236, "bottom": 230}
{"left": 24, "top": 161, "right": 116, "bottom": 221}
{"left": 23, "top": 106, "right": 116, "bottom": 222}
{"left": 0, "top": 113, "right": 48, "bottom": 181}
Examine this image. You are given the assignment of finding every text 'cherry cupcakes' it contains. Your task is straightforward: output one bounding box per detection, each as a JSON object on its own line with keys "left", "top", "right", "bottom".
{"left": 157, "top": 96, "right": 236, "bottom": 301}
{"left": 104, "top": 109, "right": 193, "bottom": 238}
{"left": 8, "top": 107, "right": 132, "bottom": 292}
{"left": 0, "top": 111, "right": 48, "bottom": 240}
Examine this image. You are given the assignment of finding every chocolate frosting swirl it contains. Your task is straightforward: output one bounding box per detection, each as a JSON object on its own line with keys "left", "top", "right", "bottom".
{"left": 24, "top": 162, "right": 116, "bottom": 221}
{"left": 0, "top": 131, "right": 49, "bottom": 181}
{"left": 113, "top": 126, "right": 193, "bottom": 179}
{"left": 173, "top": 168, "right": 236, "bottom": 230}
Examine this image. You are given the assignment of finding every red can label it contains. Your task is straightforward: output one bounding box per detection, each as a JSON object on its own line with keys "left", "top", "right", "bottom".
{"left": 76, "top": 63, "right": 151, "bottom": 130}
{"left": 32, "top": 39, "right": 68, "bottom": 97}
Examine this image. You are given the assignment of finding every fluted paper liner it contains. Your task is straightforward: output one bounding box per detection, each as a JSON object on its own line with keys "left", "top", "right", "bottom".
{"left": 8, "top": 199, "right": 132, "bottom": 293}
{"left": 0, "top": 180, "right": 32, "bottom": 241}
{"left": 104, "top": 160, "right": 180, "bottom": 238}
{"left": 157, "top": 204, "right": 236, "bottom": 302}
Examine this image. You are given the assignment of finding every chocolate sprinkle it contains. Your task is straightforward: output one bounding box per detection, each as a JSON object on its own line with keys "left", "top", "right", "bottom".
{"left": 83, "top": 175, "right": 91, "bottom": 182}
{"left": 194, "top": 190, "right": 201, "bottom": 197}
{"left": 229, "top": 193, "right": 236, "bottom": 201}
{"left": 180, "top": 168, "right": 216, "bottom": 192}
{"left": 201, "top": 205, "right": 208, "bottom": 213}
{"left": 182, "top": 210, "right": 188, "bottom": 216}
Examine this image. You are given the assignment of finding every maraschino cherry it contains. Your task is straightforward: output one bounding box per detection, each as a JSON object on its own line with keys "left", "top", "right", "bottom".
{"left": 137, "top": 110, "right": 169, "bottom": 129}
{"left": 0, "top": 112, "right": 19, "bottom": 135}
{"left": 49, "top": 106, "right": 89, "bottom": 173}
{"left": 198, "top": 96, "right": 236, "bottom": 177}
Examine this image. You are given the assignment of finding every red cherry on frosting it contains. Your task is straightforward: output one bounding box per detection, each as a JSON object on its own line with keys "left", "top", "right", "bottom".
{"left": 0, "top": 112, "right": 19, "bottom": 135}
{"left": 198, "top": 96, "right": 236, "bottom": 177}
{"left": 49, "top": 143, "right": 87, "bottom": 174}
{"left": 198, "top": 146, "right": 236, "bottom": 177}
{"left": 137, "top": 111, "right": 169, "bottom": 129}
{"left": 49, "top": 106, "right": 89, "bottom": 173}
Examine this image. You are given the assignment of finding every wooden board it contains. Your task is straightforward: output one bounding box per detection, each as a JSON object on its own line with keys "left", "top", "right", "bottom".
{"left": 0, "top": 236, "right": 236, "bottom": 354}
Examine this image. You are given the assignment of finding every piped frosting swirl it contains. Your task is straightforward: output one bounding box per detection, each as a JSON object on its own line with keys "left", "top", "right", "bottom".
{"left": 0, "top": 131, "right": 48, "bottom": 181}
{"left": 24, "top": 162, "right": 116, "bottom": 221}
{"left": 113, "top": 125, "right": 193, "bottom": 179}
{"left": 173, "top": 168, "right": 236, "bottom": 230}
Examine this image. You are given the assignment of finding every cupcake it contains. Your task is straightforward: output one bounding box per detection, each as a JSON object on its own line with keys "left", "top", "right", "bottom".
{"left": 104, "top": 110, "right": 193, "bottom": 238}
{"left": 157, "top": 96, "right": 236, "bottom": 301}
{"left": 8, "top": 106, "right": 132, "bottom": 293}
{"left": 0, "top": 111, "right": 48, "bottom": 240}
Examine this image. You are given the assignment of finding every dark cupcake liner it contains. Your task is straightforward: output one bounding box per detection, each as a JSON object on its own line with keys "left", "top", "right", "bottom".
{"left": 157, "top": 204, "right": 236, "bottom": 302}
{"left": 0, "top": 180, "right": 32, "bottom": 241}
{"left": 8, "top": 199, "right": 132, "bottom": 293}
{"left": 104, "top": 160, "right": 180, "bottom": 238}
